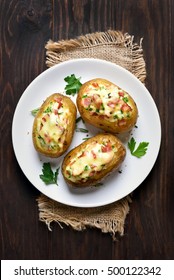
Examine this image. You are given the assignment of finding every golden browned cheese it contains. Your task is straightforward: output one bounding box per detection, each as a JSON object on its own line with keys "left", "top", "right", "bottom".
{"left": 77, "top": 78, "right": 138, "bottom": 133}
{"left": 62, "top": 133, "right": 126, "bottom": 187}
{"left": 32, "top": 93, "right": 77, "bottom": 157}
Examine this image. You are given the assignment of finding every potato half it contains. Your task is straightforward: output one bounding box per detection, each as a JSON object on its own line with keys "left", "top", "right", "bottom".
{"left": 77, "top": 78, "right": 138, "bottom": 133}
{"left": 32, "top": 93, "right": 77, "bottom": 157}
{"left": 62, "top": 133, "right": 126, "bottom": 187}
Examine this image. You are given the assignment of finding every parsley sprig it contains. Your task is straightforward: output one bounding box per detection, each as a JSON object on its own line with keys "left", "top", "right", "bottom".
{"left": 64, "top": 74, "right": 82, "bottom": 96}
{"left": 40, "top": 162, "right": 59, "bottom": 185}
{"left": 128, "top": 137, "right": 149, "bottom": 158}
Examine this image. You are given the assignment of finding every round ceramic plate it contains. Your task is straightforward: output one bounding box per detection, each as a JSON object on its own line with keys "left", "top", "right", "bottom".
{"left": 12, "top": 58, "right": 161, "bottom": 207}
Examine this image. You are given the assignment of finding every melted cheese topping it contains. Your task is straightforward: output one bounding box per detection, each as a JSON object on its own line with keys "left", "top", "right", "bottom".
{"left": 81, "top": 82, "right": 133, "bottom": 122}
{"left": 35, "top": 98, "right": 69, "bottom": 151}
{"left": 65, "top": 140, "right": 117, "bottom": 183}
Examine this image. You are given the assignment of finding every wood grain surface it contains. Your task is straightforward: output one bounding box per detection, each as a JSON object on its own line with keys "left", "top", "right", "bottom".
{"left": 0, "top": 0, "right": 174, "bottom": 260}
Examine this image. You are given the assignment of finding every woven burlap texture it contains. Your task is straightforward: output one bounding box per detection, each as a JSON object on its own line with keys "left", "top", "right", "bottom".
{"left": 37, "top": 30, "right": 146, "bottom": 240}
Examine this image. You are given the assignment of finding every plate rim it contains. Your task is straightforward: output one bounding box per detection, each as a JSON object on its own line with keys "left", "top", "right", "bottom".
{"left": 12, "top": 58, "right": 162, "bottom": 208}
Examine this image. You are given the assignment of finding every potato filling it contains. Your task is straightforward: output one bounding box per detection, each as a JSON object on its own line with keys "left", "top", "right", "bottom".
{"left": 65, "top": 140, "right": 117, "bottom": 183}
{"left": 35, "top": 97, "right": 69, "bottom": 151}
{"left": 81, "top": 82, "right": 133, "bottom": 125}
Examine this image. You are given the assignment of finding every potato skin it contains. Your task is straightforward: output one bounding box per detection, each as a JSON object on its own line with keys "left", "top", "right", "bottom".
{"left": 32, "top": 93, "right": 77, "bottom": 158}
{"left": 62, "top": 133, "right": 126, "bottom": 187}
{"left": 77, "top": 78, "right": 138, "bottom": 133}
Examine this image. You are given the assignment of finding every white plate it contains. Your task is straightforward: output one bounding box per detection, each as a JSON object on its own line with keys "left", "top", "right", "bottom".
{"left": 12, "top": 58, "right": 161, "bottom": 207}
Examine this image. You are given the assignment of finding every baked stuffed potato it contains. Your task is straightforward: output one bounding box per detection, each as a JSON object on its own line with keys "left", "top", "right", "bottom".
{"left": 62, "top": 133, "right": 126, "bottom": 187}
{"left": 32, "top": 93, "right": 77, "bottom": 157}
{"left": 77, "top": 78, "right": 138, "bottom": 133}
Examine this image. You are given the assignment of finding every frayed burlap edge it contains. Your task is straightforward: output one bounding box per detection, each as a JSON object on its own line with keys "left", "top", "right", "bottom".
{"left": 46, "top": 30, "right": 146, "bottom": 83}
{"left": 37, "top": 194, "right": 132, "bottom": 240}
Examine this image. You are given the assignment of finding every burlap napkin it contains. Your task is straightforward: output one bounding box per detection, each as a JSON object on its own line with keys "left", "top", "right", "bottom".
{"left": 37, "top": 30, "right": 146, "bottom": 240}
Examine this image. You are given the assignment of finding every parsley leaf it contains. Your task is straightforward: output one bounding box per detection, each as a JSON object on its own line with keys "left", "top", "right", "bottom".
{"left": 128, "top": 137, "right": 149, "bottom": 158}
{"left": 75, "top": 127, "right": 89, "bottom": 133}
{"left": 31, "top": 108, "right": 40, "bottom": 117}
{"left": 40, "top": 162, "right": 59, "bottom": 185}
{"left": 64, "top": 74, "right": 82, "bottom": 96}
{"left": 75, "top": 116, "right": 83, "bottom": 123}
{"left": 128, "top": 137, "right": 136, "bottom": 153}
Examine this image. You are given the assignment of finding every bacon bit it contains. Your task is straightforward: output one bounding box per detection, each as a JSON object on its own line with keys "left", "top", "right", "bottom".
{"left": 57, "top": 101, "right": 62, "bottom": 109}
{"left": 54, "top": 109, "right": 58, "bottom": 115}
{"left": 91, "top": 150, "right": 97, "bottom": 159}
{"left": 107, "top": 101, "right": 115, "bottom": 108}
{"left": 121, "top": 104, "right": 132, "bottom": 112}
{"left": 44, "top": 134, "right": 51, "bottom": 143}
{"left": 54, "top": 97, "right": 63, "bottom": 109}
{"left": 42, "top": 117, "right": 47, "bottom": 122}
{"left": 107, "top": 98, "right": 121, "bottom": 108}
{"left": 54, "top": 97, "right": 62, "bottom": 103}
{"left": 92, "top": 94, "right": 102, "bottom": 108}
{"left": 83, "top": 97, "right": 91, "bottom": 107}
{"left": 101, "top": 142, "right": 112, "bottom": 152}
{"left": 92, "top": 82, "right": 99, "bottom": 88}
{"left": 118, "top": 91, "right": 124, "bottom": 97}
{"left": 91, "top": 164, "right": 97, "bottom": 169}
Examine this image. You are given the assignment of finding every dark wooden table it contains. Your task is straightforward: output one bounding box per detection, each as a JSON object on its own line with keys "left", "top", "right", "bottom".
{"left": 1, "top": 0, "right": 174, "bottom": 260}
